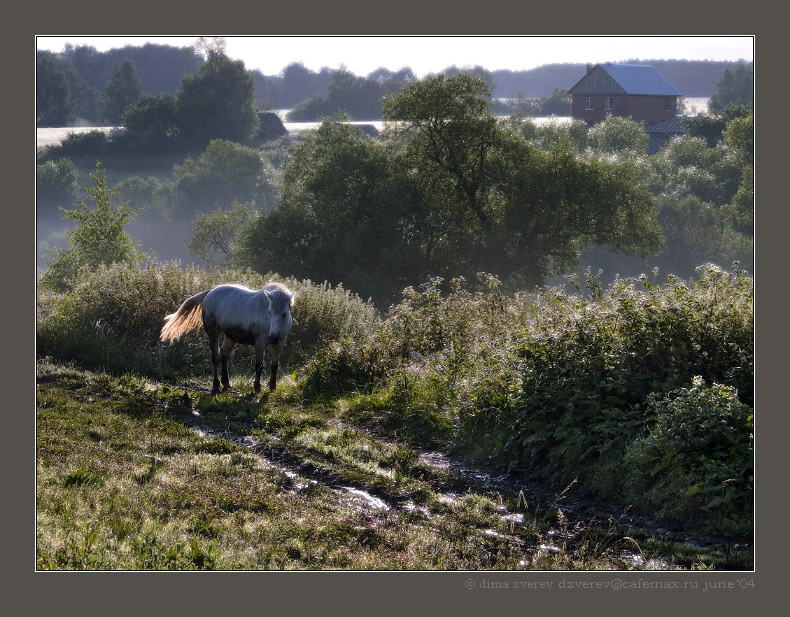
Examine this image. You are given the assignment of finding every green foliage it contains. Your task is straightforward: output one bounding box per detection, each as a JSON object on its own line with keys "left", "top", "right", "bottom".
{"left": 188, "top": 201, "right": 257, "bottom": 265}
{"left": 122, "top": 94, "right": 178, "bottom": 150}
{"left": 37, "top": 262, "right": 259, "bottom": 377}
{"left": 37, "top": 52, "right": 75, "bottom": 126}
{"left": 682, "top": 103, "right": 753, "bottom": 147}
{"left": 37, "top": 262, "right": 378, "bottom": 381}
{"left": 508, "top": 89, "right": 572, "bottom": 117}
{"left": 174, "top": 50, "right": 258, "bottom": 149}
{"left": 623, "top": 379, "right": 753, "bottom": 536}
{"left": 588, "top": 115, "right": 649, "bottom": 155}
{"left": 655, "top": 194, "right": 752, "bottom": 276}
{"left": 41, "top": 162, "right": 142, "bottom": 291}
{"left": 239, "top": 74, "right": 663, "bottom": 302}
{"left": 710, "top": 62, "right": 753, "bottom": 111}
{"left": 456, "top": 266, "right": 752, "bottom": 498}
{"left": 512, "top": 117, "right": 589, "bottom": 152}
{"left": 37, "top": 158, "right": 80, "bottom": 219}
{"left": 37, "top": 260, "right": 754, "bottom": 539}
{"left": 237, "top": 121, "right": 423, "bottom": 303}
{"left": 173, "top": 139, "right": 276, "bottom": 213}
{"left": 286, "top": 67, "right": 413, "bottom": 121}
{"left": 102, "top": 59, "right": 142, "bottom": 124}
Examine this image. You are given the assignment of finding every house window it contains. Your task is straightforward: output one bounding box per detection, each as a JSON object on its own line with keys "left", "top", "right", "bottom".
{"left": 648, "top": 140, "right": 654, "bottom": 154}
{"left": 664, "top": 97, "right": 672, "bottom": 111}
{"left": 604, "top": 97, "right": 614, "bottom": 110}
{"left": 585, "top": 97, "right": 593, "bottom": 110}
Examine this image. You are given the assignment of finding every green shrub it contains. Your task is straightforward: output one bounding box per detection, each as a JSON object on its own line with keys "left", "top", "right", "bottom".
{"left": 622, "top": 378, "right": 753, "bottom": 536}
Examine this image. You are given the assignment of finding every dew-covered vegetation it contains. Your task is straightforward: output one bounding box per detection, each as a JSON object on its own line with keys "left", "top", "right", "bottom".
{"left": 36, "top": 60, "right": 753, "bottom": 570}
{"left": 37, "top": 260, "right": 753, "bottom": 569}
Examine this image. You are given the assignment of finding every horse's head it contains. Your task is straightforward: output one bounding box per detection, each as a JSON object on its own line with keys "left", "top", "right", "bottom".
{"left": 263, "top": 285, "right": 295, "bottom": 345}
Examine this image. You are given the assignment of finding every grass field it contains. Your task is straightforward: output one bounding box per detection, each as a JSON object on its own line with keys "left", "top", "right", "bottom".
{"left": 36, "top": 359, "right": 752, "bottom": 570}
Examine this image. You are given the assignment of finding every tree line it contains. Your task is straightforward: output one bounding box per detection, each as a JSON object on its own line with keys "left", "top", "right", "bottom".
{"left": 38, "top": 60, "right": 753, "bottom": 305}
{"left": 37, "top": 40, "right": 753, "bottom": 127}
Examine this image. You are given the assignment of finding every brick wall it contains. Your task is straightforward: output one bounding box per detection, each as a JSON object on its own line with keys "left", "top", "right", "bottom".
{"left": 572, "top": 94, "right": 679, "bottom": 126}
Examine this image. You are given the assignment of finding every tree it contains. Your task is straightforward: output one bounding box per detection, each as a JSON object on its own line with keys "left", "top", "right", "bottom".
{"left": 710, "top": 62, "right": 753, "bottom": 111}
{"left": 37, "top": 158, "right": 80, "bottom": 220}
{"left": 172, "top": 139, "right": 276, "bottom": 213}
{"left": 102, "top": 59, "right": 142, "bottom": 124}
{"left": 237, "top": 75, "right": 663, "bottom": 300}
{"left": 41, "top": 162, "right": 141, "bottom": 291}
{"left": 174, "top": 50, "right": 258, "bottom": 148}
{"left": 37, "top": 52, "right": 75, "bottom": 126}
{"left": 122, "top": 94, "right": 178, "bottom": 149}
{"left": 237, "top": 121, "right": 426, "bottom": 302}
{"left": 488, "top": 134, "right": 662, "bottom": 282}
{"left": 188, "top": 201, "right": 256, "bottom": 265}
{"left": 683, "top": 103, "right": 753, "bottom": 147}
{"left": 588, "top": 115, "right": 649, "bottom": 154}
{"left": 383, "top": 73, "right": 499, "bottom": 228}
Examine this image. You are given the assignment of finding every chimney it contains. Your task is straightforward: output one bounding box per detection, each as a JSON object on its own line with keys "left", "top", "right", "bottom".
{"left": 586, "top": 63, "right": 593, "bottom": 74}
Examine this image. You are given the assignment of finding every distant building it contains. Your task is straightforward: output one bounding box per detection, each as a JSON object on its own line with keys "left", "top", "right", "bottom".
{"left": 646, "top": 116, "right": 686, "bottom": 154}
{"left": 569, "top": 63, "right": 682, "bottom": 127}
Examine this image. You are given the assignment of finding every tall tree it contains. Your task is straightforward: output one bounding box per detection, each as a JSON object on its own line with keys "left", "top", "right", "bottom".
{"left": 710, "top": 62, "right": 753, "bottom": 111}
{"left": 36, "top": 52, "right": 75, "bottom": 126}
{"left": 102, "top": 59, "right": 142, "bottom": 124}
{"left": 42, "top": 162, "right": 141, "bottom": 291}
{"left": 174, "top": 50, "right": 258, "bottom": 148}
{"left": 238, "top": 74, "right": 662, "bottom": 300}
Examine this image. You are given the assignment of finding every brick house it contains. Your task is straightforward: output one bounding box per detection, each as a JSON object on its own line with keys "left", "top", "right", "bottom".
{"left": 569, "top": 63, "right": 682, "bottom": 127}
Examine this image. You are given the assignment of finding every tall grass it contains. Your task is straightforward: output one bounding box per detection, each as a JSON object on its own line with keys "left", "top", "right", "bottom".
{"left": 36, "top": 262, "right": 378, "bottom": 382}
{"left": 37, "top": 261, "right": 753, "bottom": 537}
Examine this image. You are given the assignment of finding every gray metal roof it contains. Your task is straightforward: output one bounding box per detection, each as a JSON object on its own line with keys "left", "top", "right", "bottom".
{"left": 646, "top": 116, "right": 686, "bottom": 134}
{"left": 598, "top": 64, "right": 682, "bottom": 95}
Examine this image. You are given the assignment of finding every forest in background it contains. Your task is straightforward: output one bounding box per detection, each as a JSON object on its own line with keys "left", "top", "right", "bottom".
{"left": 36, "top": 42, "right": 749, "bottom": 126}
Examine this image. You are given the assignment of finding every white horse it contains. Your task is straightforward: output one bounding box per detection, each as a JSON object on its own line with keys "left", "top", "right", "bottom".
{"left": 160, "top": 282, "right": 295, "bottom": 393}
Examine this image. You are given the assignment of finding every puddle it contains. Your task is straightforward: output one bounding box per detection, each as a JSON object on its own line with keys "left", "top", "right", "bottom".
{"left": 341, "top": 487, "right": 390, "bottom": 511}
{"left": 189, "top": 423, "right": 392, "bottom": 515}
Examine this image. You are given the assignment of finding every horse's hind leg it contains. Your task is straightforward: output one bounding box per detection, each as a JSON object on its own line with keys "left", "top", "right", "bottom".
{"left": 205, "top": 323, "right": 221, "bottom": 394}
{"left": 220, "top": 336, "right": 235, "bottom": 391}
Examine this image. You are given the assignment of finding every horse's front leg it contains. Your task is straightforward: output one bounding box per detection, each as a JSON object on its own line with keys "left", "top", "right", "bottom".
{"left": 254, "top": 340, "right": 266, "bottom": 393}
{"left": 269, "top": 342, "right": 282, "bottom": 391}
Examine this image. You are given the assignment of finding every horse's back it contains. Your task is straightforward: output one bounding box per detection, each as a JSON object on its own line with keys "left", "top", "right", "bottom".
{"left": 202, "top": 284, "right": 264, "bottom": 335}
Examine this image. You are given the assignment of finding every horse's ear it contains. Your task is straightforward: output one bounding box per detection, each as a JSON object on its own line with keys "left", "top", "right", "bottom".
{"left": 289, "top": 292, "right": 296, "bottom": 307}
{"left": 263, "top": 289, "right": 271, "bottom": 304}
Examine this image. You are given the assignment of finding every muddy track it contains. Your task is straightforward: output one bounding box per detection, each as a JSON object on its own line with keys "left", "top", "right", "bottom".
{"left": 181, "top": 409, "right": 749, "bottom": 563}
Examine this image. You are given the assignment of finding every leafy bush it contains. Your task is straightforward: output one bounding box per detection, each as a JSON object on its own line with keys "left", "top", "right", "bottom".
{"left": 622, "top": 378, "right": 753, "bottom": 536}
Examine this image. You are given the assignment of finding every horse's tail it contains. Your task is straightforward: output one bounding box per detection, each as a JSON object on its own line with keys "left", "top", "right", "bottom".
{"left": 160, "top": 290, "right": 211, "bottom": 343}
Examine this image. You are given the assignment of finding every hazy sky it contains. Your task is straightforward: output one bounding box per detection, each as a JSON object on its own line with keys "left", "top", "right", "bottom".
{"left": 36, "top": 35, "right": 754, "bottom": 77}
